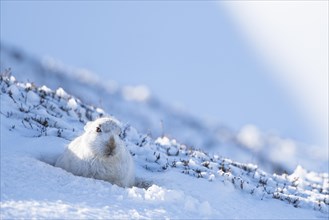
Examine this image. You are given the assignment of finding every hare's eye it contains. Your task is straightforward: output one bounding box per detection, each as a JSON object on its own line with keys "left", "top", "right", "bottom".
{"left": 96, "top": 127, "right": 102, "bottom": 133}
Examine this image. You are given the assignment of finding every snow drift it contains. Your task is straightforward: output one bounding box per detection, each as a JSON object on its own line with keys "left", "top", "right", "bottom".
{"left": 1, "top": 71, "right": 328, "bottom": 218}
{"left": 1, "top": 43, "right": 327, "bottom": 175}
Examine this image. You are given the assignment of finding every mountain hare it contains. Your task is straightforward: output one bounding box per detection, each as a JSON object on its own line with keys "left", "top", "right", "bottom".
{"left": 55, "top": 117, "right": 135, "bottom": 187}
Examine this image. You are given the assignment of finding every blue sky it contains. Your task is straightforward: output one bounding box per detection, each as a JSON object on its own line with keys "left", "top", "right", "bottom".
{"left": 1, "top": 1, "right": 326, "bottom": 146}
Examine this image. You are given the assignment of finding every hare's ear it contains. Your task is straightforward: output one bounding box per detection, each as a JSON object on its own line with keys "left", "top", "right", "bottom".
{"left": 84, "top": 121, "right": 93, "bottom": 131}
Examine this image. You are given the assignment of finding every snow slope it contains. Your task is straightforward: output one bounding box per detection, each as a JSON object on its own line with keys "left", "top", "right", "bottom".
{"left": 1, "top": 43, "right": 327, "bottom": 175}
{"left": 1, "top": 72, "right": 328, "bottom": 218}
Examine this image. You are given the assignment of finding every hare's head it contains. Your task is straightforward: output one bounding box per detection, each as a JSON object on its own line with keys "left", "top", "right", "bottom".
{"left": 82, "top": 117, "right": 124, "bottom": 157}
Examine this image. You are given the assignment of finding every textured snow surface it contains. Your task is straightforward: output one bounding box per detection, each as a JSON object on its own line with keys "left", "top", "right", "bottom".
{"left": 1, "top": 74, "right": 328, "bottom": 219}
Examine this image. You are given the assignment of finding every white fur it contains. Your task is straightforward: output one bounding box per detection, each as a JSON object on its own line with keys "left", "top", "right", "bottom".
{"left": 55, "top": 117, "right": 135, "bottom": 187}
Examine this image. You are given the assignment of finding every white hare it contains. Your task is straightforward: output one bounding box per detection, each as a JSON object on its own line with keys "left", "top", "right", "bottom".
{"left": 55, "top": 117, "right": 135, "bottom": 187}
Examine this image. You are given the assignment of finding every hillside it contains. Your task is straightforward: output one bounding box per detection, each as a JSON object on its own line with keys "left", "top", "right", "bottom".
{"left": 1, "top": 44, "right": 327, "bottom": 175}
{"left": 1, "top": 71, "right": 328, "bottom": 218}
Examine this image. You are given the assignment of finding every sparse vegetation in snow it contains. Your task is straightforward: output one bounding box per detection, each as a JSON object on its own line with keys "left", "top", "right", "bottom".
{"left": 1, "top": 74, "right": 328, "bottom": 219}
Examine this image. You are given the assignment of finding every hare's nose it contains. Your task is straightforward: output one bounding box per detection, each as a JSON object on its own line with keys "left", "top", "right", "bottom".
{"left": 104, "top": 136, "right": 116, "bottom": 157}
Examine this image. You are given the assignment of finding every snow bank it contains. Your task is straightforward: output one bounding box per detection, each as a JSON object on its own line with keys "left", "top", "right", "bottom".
{"left": 1, "top": 74, "right": 328, "bottom": 219}
{"left": 2, "top": 45, "right": 327, "bottom": 175}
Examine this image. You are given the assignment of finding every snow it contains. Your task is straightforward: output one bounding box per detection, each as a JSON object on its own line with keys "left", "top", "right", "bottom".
{"left": 3, "top": 45, "right": 328, "bottom": 176}
{"left": 237, "top": 124, "right": 263, "bottom": 151}
{"left": 55, "top": 87, "right": 70, "bottom": 99}
{"left": 1, "top": 44, "right": 328, "bottom": 218}
{"left": 1, "top": 71, "right": 328, "bottom": 219}
{"left": 122, "top": 85, "right": 151, "bottom": 102}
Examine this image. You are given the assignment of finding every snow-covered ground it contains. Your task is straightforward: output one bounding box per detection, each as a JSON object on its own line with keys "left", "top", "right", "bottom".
{"left": 1, "top": 57, "right": 328, "bottom": 218}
